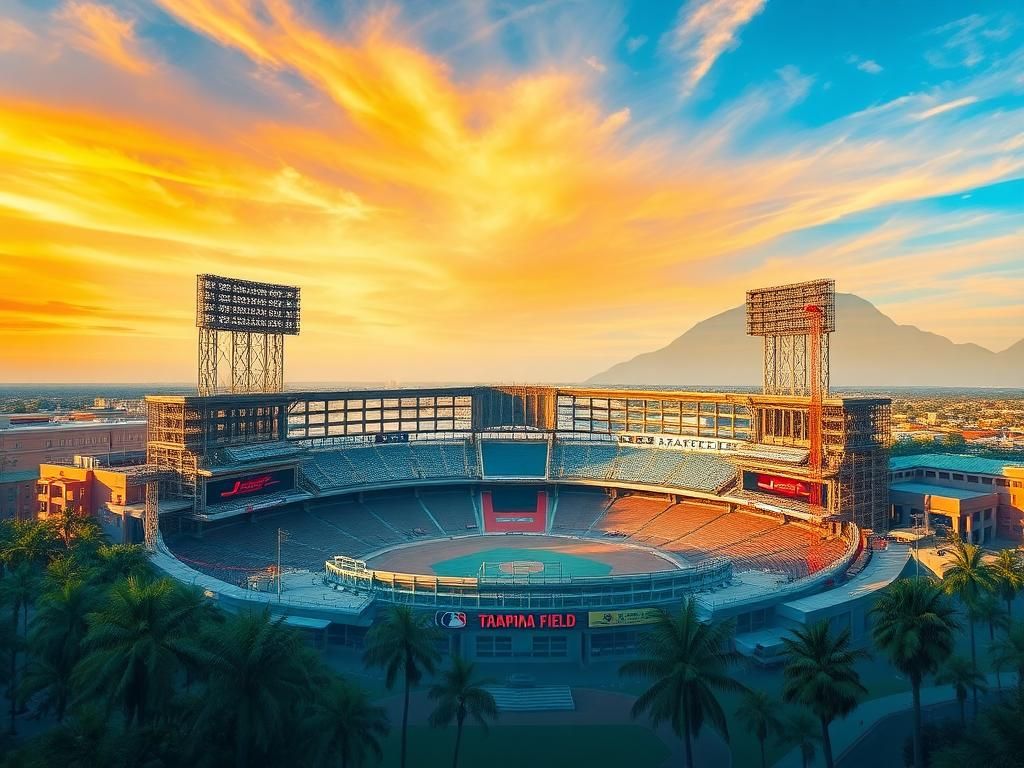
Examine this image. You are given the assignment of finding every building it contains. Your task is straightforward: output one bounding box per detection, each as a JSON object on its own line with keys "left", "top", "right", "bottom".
{"left": 0, "top": 470, "right": 39, "bottom": 521}
{"left": 34, "top": 459, "right": 185, "bottom": 544}
{"left": 888, "top": 454, "right": 1024, "bottom": 543}
{"left": 0, "top": 417, "right": 147, "bottom": 478}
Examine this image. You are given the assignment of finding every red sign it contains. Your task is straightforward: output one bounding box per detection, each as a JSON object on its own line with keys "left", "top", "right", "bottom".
{"left": 476, "top": 613, "right": 576, "bottom": 629}
{"left": 756, "top": 474, "right": 811, "bottom": 499}
{"left": 219, "top": 474, "right": 280, "bottom": 499}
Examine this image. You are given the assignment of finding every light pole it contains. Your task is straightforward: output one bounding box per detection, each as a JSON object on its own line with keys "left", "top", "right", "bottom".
{"left": 276, "top": 528, "right": 289, "bottom": 601}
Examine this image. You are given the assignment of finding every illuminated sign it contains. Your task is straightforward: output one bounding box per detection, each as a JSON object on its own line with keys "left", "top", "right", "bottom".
{"left": 477, "top": 613, "right": 576, "bottom": 629}
{"left": 434, "top": 612, "right": 580, "bottom": 630}
{"left": 588, "top": 609, "right": 663, "bottom": 628}
{"left": 742, "top": 471, "right": 826, "bottom": 504}
{"left": 374, "top": 432, "right": 409, "bottom": 444}
{"left": 205, "top": 468, "right": 295, "bottom": 506}
{"left": 617, "top": 433, "right": 741, "bottom": 454}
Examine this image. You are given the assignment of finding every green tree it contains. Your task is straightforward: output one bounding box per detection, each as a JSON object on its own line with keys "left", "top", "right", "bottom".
{"left": 935, "top": 655, "right": 988, "bottom": 727}
{"left": 872, "top": 577, "right": 959, "bottom": 768}
{"left": 973, "top": 592, "right": 1009, "bottom": 642}
{"left": 735, "top": 689, "right": 783, "bottom": 768}
{"left": 189, "top": 610, "right": 311, "bottom": 768}
{"left": 776, "top": 708, "right": 821, "bottom": 768}
{"left": 92, "top": 544, "right": 149, "bottom": 585}
{"left": 781, "top": 620, "right": 868, "bottom": 768}
{"left": 991, "top": 549, "right": 1024, "bottom": 618}
{"left": 308, "top": 679, "right": 389, "bottom": 768}
{"left": 619, "top": 599, "right": 746, "bottom": 768}
{"left": 991, "top": 622, "right": 1024, "bottom": 696}
{"left": 362, "top": 604, "right": 442, "bottom": 768}
{"left": 21, "top": 580, "right": 97, "bottom": 722}
{"left": 428, "top": 655, "right": 498, "bottom": 768}
{"left": 942, "top": 541, "right": 996, "bottom": 718}
{"left": 74, "top": 576, "right": 205, "bottom": 727}
{"left": 1, "top": 562, "right": 39, "bottom": 734}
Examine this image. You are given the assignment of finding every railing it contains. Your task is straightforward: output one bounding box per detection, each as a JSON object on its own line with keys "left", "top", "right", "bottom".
{"left": 325, "top": 553, "right": 733, "bottom": 609}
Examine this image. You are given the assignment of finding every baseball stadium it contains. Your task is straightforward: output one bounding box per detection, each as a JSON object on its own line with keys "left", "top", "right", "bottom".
{"left": 136, "top": 276, "right": 901, "bottom": 664}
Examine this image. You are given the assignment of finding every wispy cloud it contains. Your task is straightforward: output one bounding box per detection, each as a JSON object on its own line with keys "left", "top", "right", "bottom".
{"left": 583, "top": 55, "right": 606, "bottom": 73}
{"left": 667, "top": 0, "right": 766, "bottom": 96}
{"left": 53, "top": 1, "right": 152, "bottom": 74}
{"left": 914, "top": 95, "right": 979, "bottom": 120}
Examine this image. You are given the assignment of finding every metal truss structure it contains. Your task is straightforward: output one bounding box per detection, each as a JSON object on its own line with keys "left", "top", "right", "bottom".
{"left": 196, "top": 275, "right": 300, "bottom": 396}
{"left": 746, "top": 279, "right": 835, "bottom": 397}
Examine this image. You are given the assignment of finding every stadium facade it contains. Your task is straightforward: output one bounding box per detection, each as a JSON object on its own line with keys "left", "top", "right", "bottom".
{"left": 140, "top": 384, "right": 896, "bottom": 663}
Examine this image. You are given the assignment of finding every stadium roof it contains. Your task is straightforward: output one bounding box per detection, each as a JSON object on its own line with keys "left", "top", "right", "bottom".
{"left": 889, "top": 453, "right": 1024, "bottom": 475}
{"left": 889, "top": 482, "right": 995, "bottom": 501}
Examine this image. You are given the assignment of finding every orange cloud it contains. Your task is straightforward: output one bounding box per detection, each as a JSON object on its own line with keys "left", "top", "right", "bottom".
{"left": 54, "top": 1, "right": 152, "bottom": 74}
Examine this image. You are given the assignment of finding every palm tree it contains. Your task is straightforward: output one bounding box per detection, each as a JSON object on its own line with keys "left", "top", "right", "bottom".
{"left": 309, "top": 679, "right": 389, "bottom": 768}
{"left": 735, "top": 689, "right": 783, "bottom": 768}
{"left": 93, "top": 544, "right": 149, "bottom": 584}
{"left": 782, "top": 620, "right": 868, "bottom": 768}
{"left": 189, "top": 610, "right": 311, "bottom": 768}
{"left": 363, "top": 604, "right": 442, "bottom": 768}
{"left": 619, "top": 599, "right": 746, "bottom": 768}
{"left": 974, "top": 593, "right": 1009, "bottom": 642}
{"left": 991, "top": 549, "right": 1024, "bottom": 618}
{"left": 21, "top": 580, "right": 97, "bottom": 722}
{"left": 935, "top": 655, "right": 988, "bottom": 727}
{"left": 776, "top": 708, "right": 821, "bottom": 768}
{"left": 872, "top": 577, "right": 958, "bottom": 768}
{"left": 74, "top": 577, "right": 206, "bottom": 727}
{"left": 943, "top": 541, "right": 996, "bottom": 717}
{"left": 1, "top": 562, "right": 39, "bottom": 734}
{"left": 428, "top": 655, "right": 498, "bottom": 768}
{"left": 991, "top": 622, "right": 1024, "bottom": 695}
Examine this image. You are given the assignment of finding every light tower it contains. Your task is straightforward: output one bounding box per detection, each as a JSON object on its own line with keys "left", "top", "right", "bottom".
{"left": 746, "top": 279, "right": 835, "bottom": 517}
{"left": 196, "top": 274, "right": 301, "bottom": 396}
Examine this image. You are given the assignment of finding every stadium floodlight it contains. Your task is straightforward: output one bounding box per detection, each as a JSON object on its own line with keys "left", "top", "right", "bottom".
{"left": 196, "top": 274, "right": 301, "bottom": 396}
{"left": 745, "top": 279, "right": 835, "bottom": 397}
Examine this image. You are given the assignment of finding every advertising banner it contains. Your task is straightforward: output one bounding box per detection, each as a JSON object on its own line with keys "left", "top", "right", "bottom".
{"left": 742, "top": 471, "right": 826, "bottom": 504}
{"left": 374, "top": 432, "right": 409, "bottom": 444}
{"left": 588, "top": 609, "right": 663, "bottom": 628}
{"left": 205, "top": 468, "right": 295, "bottom": 507}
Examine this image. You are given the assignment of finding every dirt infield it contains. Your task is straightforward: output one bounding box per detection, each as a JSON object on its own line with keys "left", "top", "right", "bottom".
{"left": 365, "top": 534, "right": 683, "bottom": 576}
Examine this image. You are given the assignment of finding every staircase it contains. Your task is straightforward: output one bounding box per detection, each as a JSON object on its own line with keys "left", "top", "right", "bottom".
{"left": 482, "top": 685, "right": 575, "bottom": 712}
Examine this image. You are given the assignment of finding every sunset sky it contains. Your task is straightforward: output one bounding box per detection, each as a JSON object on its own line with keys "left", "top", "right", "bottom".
{"left": 1, "top": 0, "right": 1022, "bottom": 384}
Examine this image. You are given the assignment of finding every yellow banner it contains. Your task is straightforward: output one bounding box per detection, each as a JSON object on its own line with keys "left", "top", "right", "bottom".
{"left": 588, "top": 609, "right": 663, "bottom": 628}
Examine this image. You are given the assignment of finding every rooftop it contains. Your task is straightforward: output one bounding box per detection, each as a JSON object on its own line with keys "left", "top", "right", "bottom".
{"left": 0, "top": 419, "right": 146, "bottom": 433}
{"left": 889, "top": 453, "right": 1024, "bottom": 475}
{"left": 0, "top": 470, "right": 39, "bottom": 484}
{"left": 889, "top": 482, "right": 996, "bottom": 501}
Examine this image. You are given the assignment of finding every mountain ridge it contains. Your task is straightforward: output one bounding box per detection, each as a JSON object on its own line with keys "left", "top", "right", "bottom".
{"left": 588, "top": 293, "right": 1023, "bottom": 388}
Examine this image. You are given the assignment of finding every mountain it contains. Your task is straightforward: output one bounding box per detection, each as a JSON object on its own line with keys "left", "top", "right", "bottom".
{"left": 588, "top": 294, "right": 1024, "bottom": 388}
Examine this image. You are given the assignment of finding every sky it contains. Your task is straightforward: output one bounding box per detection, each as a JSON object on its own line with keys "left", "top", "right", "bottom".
{"left": 0, "top": 0, "right": 1022, "bottom": 384}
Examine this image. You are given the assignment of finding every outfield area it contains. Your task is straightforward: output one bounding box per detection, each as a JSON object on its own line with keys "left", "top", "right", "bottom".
{"left": 364, "top": 534, "right": 684, "bottom": 577}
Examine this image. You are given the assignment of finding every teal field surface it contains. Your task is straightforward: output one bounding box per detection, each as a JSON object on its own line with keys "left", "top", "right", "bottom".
{"left": 433, "top": 547, "right": 613, "bottom": 578}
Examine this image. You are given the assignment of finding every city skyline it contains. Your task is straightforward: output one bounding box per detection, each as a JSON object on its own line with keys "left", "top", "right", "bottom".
{"left": 1, "top": 0, "right": 1022, "bottom": 383}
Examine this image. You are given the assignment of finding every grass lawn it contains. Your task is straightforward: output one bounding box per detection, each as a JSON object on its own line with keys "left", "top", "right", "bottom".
{"left": 378, "top": 724, "right": 670, "bottom": 768}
